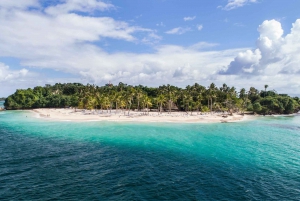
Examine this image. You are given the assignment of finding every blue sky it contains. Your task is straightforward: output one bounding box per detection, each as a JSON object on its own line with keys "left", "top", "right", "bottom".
{"left": 0, "top": 0, "right": 300, "bottom": 96}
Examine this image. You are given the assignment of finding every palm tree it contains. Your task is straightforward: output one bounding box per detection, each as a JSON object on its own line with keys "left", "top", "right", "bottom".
{"left": 113, "top": 92, "right": 122, "bottom": 114}
{"left": 135, "top": 89, "right": 144, "bottom": 111}
{"left": 142, "top": 95, "right": 152, "bottom": 115}
{"left": 102, "top": 96, "right": 110, "bottom": 113}
{"left": 164, "top": 84, "right": 177, "bottom": 114}
{"left": 86, "top": 96, "right": 97, "bottom": 111}
{"left": 119, "top": 99, "right": 126, "bottom": 115}
{"left": 264, "top": 84, "right": 269, "bottom": 98}
{"left": 156, "top": 94, "right": 166, "bottom": 114}
{"left": 94, "top": 92, "right": 101, "bottom": 111}
{"left": 239, "top": 88, "right": 249, "bottom": 115}
{"left": 195, "top": 94, "right": 202, "bottom": 114}
{"left": 182, "top": 92, "right": 193, "bottom": 114}
{"left": 108, "top": 92, "right": 115, "bottom": 113}
{"left": 97, "top": 94, "right": 104, "bottom": 113}
{"left": 126, "top": 88, "right": 135, "bottom": 115}
{"left": 225, "top": 87, "right": 237, "bottom": 114}
{"left": 207, "top": 83, "right": 217, "bottom": 113}
{"left": 83, "top": 95, "right": 90, "bottom": 109}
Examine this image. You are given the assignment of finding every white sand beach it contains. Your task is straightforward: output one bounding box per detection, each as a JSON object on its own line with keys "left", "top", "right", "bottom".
{"left": 32, "top": 108, "right": 255, "bottom": 123}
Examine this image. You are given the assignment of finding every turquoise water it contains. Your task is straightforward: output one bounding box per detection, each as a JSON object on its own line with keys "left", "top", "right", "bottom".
{"left": 0, "top": 111, "right": 300, "bottom": 200}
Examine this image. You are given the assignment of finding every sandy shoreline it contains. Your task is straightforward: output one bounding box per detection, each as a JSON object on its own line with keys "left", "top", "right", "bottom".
{"left": 32, "top": 108, "right": 255, "bottom": 123}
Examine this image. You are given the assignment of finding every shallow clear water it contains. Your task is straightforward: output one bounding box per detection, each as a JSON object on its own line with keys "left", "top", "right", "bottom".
{"left": 0, "top": 111, "right": 299, "bottom": 200}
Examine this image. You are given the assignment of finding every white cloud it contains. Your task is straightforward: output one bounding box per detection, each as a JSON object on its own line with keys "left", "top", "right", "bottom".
{"left": 183, "top": 16, "right": 196, "bottom": 21}
{"left": 0, "top": 0, "right": 39, "bottom": 10}
{"left": 0, "top": 63, "right": 29, "bottom": 82}
{"left": 217, "top": 19, "right": 300, "bottom": 96}
{"left": 0, "top": 1, "right": 240, "bottom": 91}
{"left": 17, "top": 43, "right": 244, "bottom": 86}
{"left": 141, "top": 32, "right": 162, "bottom": 45}
{"left": 165, "top": 27, "right": 191, "bottom": 35}
{"left": 189, "top": 42, "right": 219, "bottom": 50}
{"left": 197, "top": 24, "right": 203, "bottom": 31}
{"left": 222, "top": 19, "right": 300, "bottom": 77}
{"left": 223, "top": 0, "right": 257, "bottom": 10}
{"left": 223, "top": 49, "right": 262, "bottom": 74}
{"left": 1, "top": 2, "right": 300, "bottom": 97}
{"left": 0, "top": 2, "right": 157, "bottom": 60}
{"left": 45, "top": 0, "right": 115, "bottom": 15}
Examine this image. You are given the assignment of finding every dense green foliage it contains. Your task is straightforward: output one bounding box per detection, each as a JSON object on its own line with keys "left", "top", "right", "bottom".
{"left": 4, "top": 82, "right": 300, "bottom": 114}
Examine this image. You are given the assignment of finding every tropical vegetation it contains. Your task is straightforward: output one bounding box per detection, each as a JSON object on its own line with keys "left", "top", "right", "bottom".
{"left": 4, "top": 82, "right": 300, "bottom": 115}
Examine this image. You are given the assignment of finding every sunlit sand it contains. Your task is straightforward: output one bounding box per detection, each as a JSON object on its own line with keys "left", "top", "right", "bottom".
{"left": 32, "top": 108, "right": 255, "bottom": 123}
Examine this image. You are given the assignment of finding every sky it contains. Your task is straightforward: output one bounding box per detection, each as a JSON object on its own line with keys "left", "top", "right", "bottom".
{"left": 0, "top": 0, "right": 300, "bottom": 97}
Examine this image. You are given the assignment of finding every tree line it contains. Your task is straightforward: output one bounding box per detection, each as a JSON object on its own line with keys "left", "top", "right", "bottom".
{"left": 4, "top": 82, "right": 300, "bottom": 115}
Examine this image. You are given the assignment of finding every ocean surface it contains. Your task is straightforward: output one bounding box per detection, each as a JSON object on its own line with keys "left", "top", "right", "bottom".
{"left": 0, "top": 108, "right": 299, "bottom": 200}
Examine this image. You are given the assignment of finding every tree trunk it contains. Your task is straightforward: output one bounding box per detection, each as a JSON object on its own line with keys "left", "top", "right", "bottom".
{"left": 159, "top": 103, "right": 162, "bottom": 114}
{"left": 128, "top": 103, "right": 131, "bottom": 115}
{"left": 207, "top": 99, "right": 209, "bottom": 111}
{"left": 186, "top": 103, "right": 189, "bottom": 114}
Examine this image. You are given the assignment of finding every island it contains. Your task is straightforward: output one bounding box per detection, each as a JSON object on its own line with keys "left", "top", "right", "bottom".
{"left": 3, "top": 82, "right": 299, "bottom": 122}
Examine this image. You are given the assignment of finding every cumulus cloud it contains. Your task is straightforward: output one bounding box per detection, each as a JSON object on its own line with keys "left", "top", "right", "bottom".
{"left": 183, "top": 16, "right": 196, "bottom": 21}
{"left": 1, "top": 1, "right": 300, "bottom": 96}
{"left": 18, "top": 43, "right": 244, "bottom": 87}
{"left": 221, "top": 19, "right": 300, "bottom": 77}
{"left": 223, "top": 0, "right": 257, "bottom": 10}
{"left": 223, "top": 49, "right": 262, "bottom": 74}
{"left": 0, "top": 63, "right": 29, "bottom": 82}
{"left": 165, "top": 27, "right": 191, "bottom": 35}
{"left": 0, "top": 1, "right": 242, "bottom": 91}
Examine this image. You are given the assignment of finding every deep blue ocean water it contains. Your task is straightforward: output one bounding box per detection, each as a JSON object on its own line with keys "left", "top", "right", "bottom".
{"left": 0, "top": 109, "right": 299, "bottom": 200}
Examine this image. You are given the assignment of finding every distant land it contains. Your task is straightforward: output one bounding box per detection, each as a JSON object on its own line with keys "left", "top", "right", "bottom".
{"left": 3, "top": 82, "right": 300, "bottom": 115}
{"left": 0, "top": 97, "right": 6, "bottom": 101}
